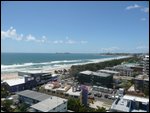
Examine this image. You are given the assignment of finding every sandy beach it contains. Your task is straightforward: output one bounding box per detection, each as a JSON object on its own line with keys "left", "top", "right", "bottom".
{"left": 1, "top": 73, "right": 19, "bottom": 80}
{"left": 1, "top": 66, "right": 72, "bottom": 80}
{"left": 1, "top": 56, "right": 132, "bottom": 80}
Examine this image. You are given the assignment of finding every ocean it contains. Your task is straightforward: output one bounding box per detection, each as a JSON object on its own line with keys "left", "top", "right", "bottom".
{"left": 1, "top": 53, "right": 118, "bottom": 74}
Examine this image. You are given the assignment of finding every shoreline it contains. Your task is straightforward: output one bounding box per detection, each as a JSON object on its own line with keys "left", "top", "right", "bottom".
{"left": 1, "top": 55, "right": 132, "bottom": 80}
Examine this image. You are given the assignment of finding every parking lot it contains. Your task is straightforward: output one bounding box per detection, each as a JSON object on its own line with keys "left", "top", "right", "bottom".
{"left": 88, "top": 90, "right": 116, "bottom": 110}
{"left": 88, "top": 90, "right": 117, "bottom": 103}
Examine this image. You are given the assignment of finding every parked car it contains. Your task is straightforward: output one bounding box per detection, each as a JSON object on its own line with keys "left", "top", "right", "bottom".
{"left": 88, "top": 96, "right": 94, "bottom": 100}
{"left": 88, "top": 92, "right": 92, "bottom": 95}
{"left": 97, "top": 93, "right": 102, "bottom": 97}
{"left": 111, "top": 95, "right": 119, "bottom": 99}
{"left": 108, "top": 95, "right": 112, "bottom": 99}
{"left": 104, "top": 94, "right": 108, "bottom": 98}
{"left": 94, "top": 93, "right": 97, "bottom": 96}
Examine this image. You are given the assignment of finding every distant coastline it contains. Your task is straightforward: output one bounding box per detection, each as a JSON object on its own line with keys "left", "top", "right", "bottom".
{"left": 1, "top": 55, "right": 132, "bottom": 80}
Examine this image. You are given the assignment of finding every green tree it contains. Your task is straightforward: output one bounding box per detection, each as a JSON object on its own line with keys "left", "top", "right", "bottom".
{"left": 144, "top": 88, "right": 149, "bottom": 97}
{"left": 120, "top": 80, "right": 132, "bottom": 90}
{"left": 1, "top": 87, "right": 10, "bottom": 98}
{"left": 13, "top": 103, "right": 28, "bottom": 112}
{"left": 1, "top": 100, "right": 13, "bottom": 112}
{"left": 95, "top": 106, "right": 106, "bottom": 112}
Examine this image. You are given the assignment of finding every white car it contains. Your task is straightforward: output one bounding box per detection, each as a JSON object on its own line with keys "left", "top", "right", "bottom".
{"left": 111, "top": 95, "right": 119, "bottom": 99}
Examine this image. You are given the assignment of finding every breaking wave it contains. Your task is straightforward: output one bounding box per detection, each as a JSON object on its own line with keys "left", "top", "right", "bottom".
{"left": 1, "top": 56, "right": 131, "bottom": 73}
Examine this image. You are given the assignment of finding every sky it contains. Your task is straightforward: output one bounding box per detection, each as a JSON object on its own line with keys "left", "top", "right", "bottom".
{"left": 1, "top": 1, "right": 149, "bottom": 53}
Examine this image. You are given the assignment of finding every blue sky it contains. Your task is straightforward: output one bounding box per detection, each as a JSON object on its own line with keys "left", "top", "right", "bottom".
{"left": 1, "top": 1, "right": 149, "bottom": 53}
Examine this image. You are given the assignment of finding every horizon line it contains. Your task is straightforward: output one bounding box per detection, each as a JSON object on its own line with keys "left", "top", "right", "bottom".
{"left": 1, "top": 52, "right": 148, "bottom": 54}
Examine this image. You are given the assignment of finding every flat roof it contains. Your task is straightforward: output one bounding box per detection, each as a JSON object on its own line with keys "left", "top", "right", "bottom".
{"left": 111, "top": 98, "right": 130, "bottom": 112}
{"left": 111, "top": 95, "right": 149, "bottom": 112}
{"left": 3, "top": 78, "right": 25, "bottom": 86}
{"left": 19, "top": 70, "right": 51, "bottom": 74}
{"left": 145, "top": 55, "right": 149, "bottom": 58}
{"left": 30, "top": 96, "right": 67, "bottom": 112}
{"left": 123, "top": 63, "right": 140, "bottom": 67}
{"left": 51, "top": 74, "right": 59, "bottom": 77}
{"left": 80, "top": 70, "right": 111, "bottom": 77}
{"left": 65, "top": 87, "right": 81, "bottom": 96}
{"left": 79, "top": 70, "right": 93, "bottom": 75}
{"left": 113, "top": 65, "right": 133, "bottom": 71}
{"left": 17, "top": 90, "right": 50, "bottom": 101}
{"left": 123, "top": 95, "right": 149, "bottom": 103}
{"left": 134, "top": 75, "right": 149, "bottom": 81}
{"left": 98, "top": 69, "right": 119, "bottom": 74}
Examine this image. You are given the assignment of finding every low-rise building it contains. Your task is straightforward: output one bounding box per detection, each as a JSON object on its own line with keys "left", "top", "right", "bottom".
{"left": 44, "top": 81, "right": 71, "bottom": 95}
{"left": 106, "top": 65, "right": 133, "bottom": 76}
{"left": 64, "top": 86, "right": 81, "bottom": 98}
{"left": 123, "top": 63, "right": 143, "bottom": 75}
{"left": 77, "top": 70, "right": 113, "bottom": 88}
{"left": 2, "top": 78, "right": 25, "bottom": 92}
{"left": 17, "top": 90, "right": 67, "bottom": 112}
{"left": 92, "top": 86, "right": 113, "bottom": 94}
{"left": 110, "top": 95, "right": 149, "bottom": 112}
{"left": 2, "top": 70, "right": 58, "bottom": 93}
{"left": 97, "top": 69, "right": 120, "bottom": 76}
{"left": 134, "top": 74, "right": 149, "bottom": 93}
{"left": 18, "top": 71, "right": 58, "bottom": 85}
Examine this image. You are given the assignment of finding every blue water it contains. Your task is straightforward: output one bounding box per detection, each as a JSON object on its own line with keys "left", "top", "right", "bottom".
{"left": 1, "top": 53, "right": 117, "bottom": 73}
{"left": 1, "top": 53, "right": 114, "bottom": 65}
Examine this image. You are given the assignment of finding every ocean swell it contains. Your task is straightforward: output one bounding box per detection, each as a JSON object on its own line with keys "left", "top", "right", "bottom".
{"left": 1, "top": 56, "right": 131, "bottom": 74}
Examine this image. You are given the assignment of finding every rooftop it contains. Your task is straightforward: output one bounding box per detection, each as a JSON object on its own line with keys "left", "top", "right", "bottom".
{"left": 123, "top": 95, "right": 149, "bottom": 103}
{"left": 79, "top": 70, "right": 93, "bottom": 75}
{"left": 111, "top": 98, "right": 130, "bottom": 112}
{"left": 3, "top": 78, "right": 25, "bottom": 86}
{"left": 30, "top": 96, "right": 67, "bottom": 112}
{"left": 19, "top": 70, "right": 51, "bottom": 74}
{"left": 111, "top": 95, "right": 149, "bottom": 112}
{"left": 79, "top": 70, "right": 111, "bottom": 77}
{"left": 134, "top": 74, "right": 149, "bottom": 81}
{"left": 98, "top": 69, "right": 119, "bottom": 74}
{"left": 17, "top": 90, "right": 50, "bottom": 101}
{"left": 113, "top": 65, "right": 133, "bottom": 71}
{"left": 65, "top": 87, "right": 81, "bottom": 96}
{"left": 123, "top": 63, "right": 141, "bottom": 68}
{"left": 145, "top": 55, "right": 149, "bottom": 58}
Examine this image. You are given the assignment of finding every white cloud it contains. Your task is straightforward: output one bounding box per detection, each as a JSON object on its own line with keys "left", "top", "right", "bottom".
{"left": 141, "top": 18, "right": 146, "bottom": 21}
{"left": 1, "top": 27, "right": 23, "bottom": 41}
{"left": 126, "top": 4, "right": 149, "bottom": 13}
{"left": 135, "top": 45, "right": 149, "bottom": 53}
{"left": 65, "top": 36, "right": 69, "bottom": 40}
{"left": 80, "top": 41, "right": 88, "bottom": 44}
{"left": 16, "top": 34, "right": 24, "bottom": 41}
{"left": 136, "top": 45, "right": 149, "bottom": 50}
{"left": 141, "top": 7, "right": 149, "bottom": 13}
{"left": 66, "top": 39, "right": 76, "bottom": 44}
{"left": 53, "top": 40, "right": 63, "bottom": 44}
{"left": 101, "top": 47, "right": 120, "bottom": 52}
{"left": 2, "top": 27, "right": 88, "bottom": 45}
{"left": 1, "top": 27, "right": 48, "bottom": 43}
{"left": 26, "top": 34, "right": 36, "bottom": 41}
{"left": 38, "top": 36, "right": 47, "bottom": 43}
{"left": 126, "top": 4, "right": 141, "bottom": 10}
{"left": 42, "top": 36, "right": 46, "bottom": 40}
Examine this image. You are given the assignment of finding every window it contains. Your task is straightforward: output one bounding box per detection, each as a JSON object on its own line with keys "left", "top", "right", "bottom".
{"left": 64, "top": 107, "right": 66, "bottom": 109}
